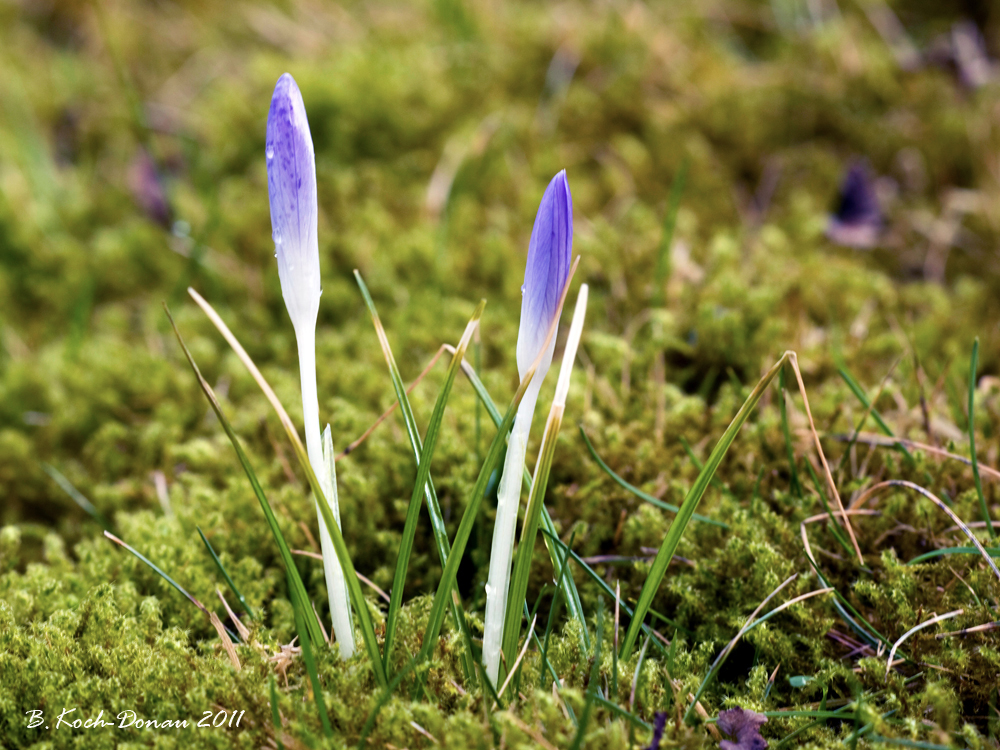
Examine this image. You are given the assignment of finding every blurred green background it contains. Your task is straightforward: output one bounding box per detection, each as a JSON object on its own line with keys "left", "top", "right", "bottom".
{"left": 3, "top": 0, "right": 1000, "bottom": 743}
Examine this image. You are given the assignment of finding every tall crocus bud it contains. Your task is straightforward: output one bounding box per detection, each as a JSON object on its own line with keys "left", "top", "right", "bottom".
{"left": 482, "top": 170, "right": 573, "bottom": 686}
{"left": 266, "top": 73, "right": 356, "bottom": 658}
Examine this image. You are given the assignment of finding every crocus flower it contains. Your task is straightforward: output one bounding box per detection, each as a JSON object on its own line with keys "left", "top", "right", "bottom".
{"left": 826, "top": 160, "right": 882, "bottom": 249}
{"left": 266, "top": 73, "right": 355, "bottom": 658}
{"left": 482, "top": 170, "right": 572, "bottom": 687}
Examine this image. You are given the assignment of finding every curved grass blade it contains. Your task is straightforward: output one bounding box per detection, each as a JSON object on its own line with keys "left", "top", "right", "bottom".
{"left": 620, "top": 352, "right": 792, "bottom": 659}
{"left": 42, "top": 463, "right": 112, "bottom": 530}
{"left": 185, "top": 290, "right": 388, "bottom": 688}
{"left": 580, "top": 429, "right": 726, "bottom": 529}
{"left": 652, "top": 157, "right": 688, "bottom": 306}
{"left": 383, "top": 298, "right": 484, "bottom": 674}
{"left": 837, "top": 365, "right": 914, "bottom": 465}
{"left": 907, "top": 546, "right": 1000, "bottom": 565}
{"left": 269, "top": 676, "right": 285, "bottom": 750}
{"left": 293, "top": 597, "right": 333, "bottom": 738}
{"left": 540, "top": 527, "right": 685, "bottom": 643}
{"left": 104, "top": 531, "right": 208, "bottom": 615}
{"left": 568, "top": 600, "right": 603, "bottom": 750}
{"left": 355, "top": 270, "right": 484, "bottom": 677}
{"left": 778, "top": 368, "right": 802, "bottom": 498}
{"left": 682, "top": 582, "right": 833, "bottom": 725}
{"left": 357, "top": 656, "right": 422, "bottom": 750}
{"left": 165, "top": 306, "right": 324, "bottom": 647}
{"left": 968, "top": 338, "right": 995, "bottom": 539}
{"left": 198, "top": 526, "right": 255, "bottom": 621}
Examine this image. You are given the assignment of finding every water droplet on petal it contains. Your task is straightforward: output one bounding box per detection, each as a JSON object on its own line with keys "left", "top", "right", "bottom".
{"left": 520, "top": 284, "right": 526, "bottom": 296}
{"left": 273, "top": 230, "right": 283, "bottom": 246}
{"left": 266, "top": 146, "right": 274, "bottom": 160}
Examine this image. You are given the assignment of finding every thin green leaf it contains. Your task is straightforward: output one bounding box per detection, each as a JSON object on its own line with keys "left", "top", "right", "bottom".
{"left": 540, "top": 528, "right": 684, "bottom": 644}
{"left": 592, "top": 694, "right": 651, "bottom": 730}
{"left": 197, "top": 527, "right": 255, "bottom": 621}
{"left": 42, "top": 463, "right": 112, "bottom": 530}
{"left": 907, "top": 546, "right": 1000, "bottom": 565}
{"left": 380, "top": 291, "right": 485, "bottom": 674}
{"left": 968, "top": 338, "right": 995, "bottom": 539}
{"left": 803, "top": 458, "right": 853, "bottom": 557}
{"left": 837, "top": 366, "right": 914, "bottom": 464}
{"left": 104, "top": 531, "right": 208, "bottom": 615}
{"left": 778, "top": 368, "right": 802, "bottom": 498}
{"left": 354, "top": 271, "right": 476, "bottom": 682}
{"left": 164, "top": 305, "right": 325, "bottom": 649}
{"left": 293, "top": 596, "right": 333, "bottom": 738}
{"left": 579, "top": 429, "right": 727, "bottom": 529}
{"left": 357, "top": 657, "right": 422, "bottom": 750}
{"left": 269, "top": 676, "right": 285, "bottom": 750}
{"left": 620, "top": 352, "right": 792, "bottom": 659}
{"left": 568, "top": 600, "right": 603, "bottom": 750}
{"left": 652, "top": 157, "right": 689, "bottom": 306}
{"left": 184, "top": 292, "right": 388, "bottom": 688}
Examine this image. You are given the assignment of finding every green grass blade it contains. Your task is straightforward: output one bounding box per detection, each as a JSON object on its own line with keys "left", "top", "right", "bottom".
{"left": 907, "top": 546, "right": 1000, "bottom": 565}
{"left": 269, "top": 676, "right": 285, "bottom": 750}
{"left": 104, "top": 530, "right": 207, "bottom": 615}
{"left": 197, "top": 527, "right": 255, "bottom": 621}
{"left": 568, "top": 600, "right": 603, "bottom": 750}
{"left": 357, "top": 656, "right": 422, "bottom": 749}
{"left": 620, "top": 352, "right": 791, "bottom": 659}
{"left": 803, "top": 458, "right": 853, "bottom": 557}
{"left": 540, "top": 527, "right": 685, "bottom": 644}
{"left": 457, "top": 354, "right": 590, "bottom": 649}
{"left": 592, "top": 694, "right": 651, "bottom": 730}
{"left": 293, "top": 596, "right": 334, "bottom": 738}
{"left": 181, "top": 294, "right": 388, "bottom": 688}
{"left": 652, "top": 157, "right": 689, "bottom": 306}
{"left": 579, "top": 429, "right": 727, "bottom": 529}
{"left": 968, "top": 338, "right": 995, "bottom": 539}
{"left": 42, "top": 463, "right": 112, "bottom": 530}
{"left": 837, "top": 366, "right": 914, "bottom": 464}
{"left": 379, "top": 294, "right": 485, "bottom": 674}
{"left": 165, "top": 305, "right": 326, "bottom": 648}
{"left": 778, "top": 367, "right": 802, "bottom": 498}
{"left": 413, "top": 356, "right": 551, "bottom": 697}
{"left": 354, "top": 270, "right": 477, "bottom": 682}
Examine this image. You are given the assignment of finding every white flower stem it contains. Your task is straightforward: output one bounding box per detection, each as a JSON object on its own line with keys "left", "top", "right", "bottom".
{"left": 296, "top": 330, "right": 356, "bottom": 658}
{"left": 482, "top": 377, "right": 543, "bottom": 688}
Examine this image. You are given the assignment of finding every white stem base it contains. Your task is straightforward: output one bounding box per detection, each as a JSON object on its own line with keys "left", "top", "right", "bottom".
{"left": 297, "top": 332, "right": 355, "bottom": 658}
{"left": 482, "top": 383, "right": 541, "bottom": 687}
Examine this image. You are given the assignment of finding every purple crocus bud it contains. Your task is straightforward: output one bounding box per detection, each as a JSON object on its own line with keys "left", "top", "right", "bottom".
{"left": 266, "top": 73, "right": 320, "bottom": 334}
{"left": 515, "top": 170, "right": 573, "bottom": 378}
{"left": 826, "top": 160, "right": 882, "bottom": 249}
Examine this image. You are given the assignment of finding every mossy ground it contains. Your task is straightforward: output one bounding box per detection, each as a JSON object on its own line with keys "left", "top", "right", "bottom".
{"left": 2, "top": 0, "right": 1000, "bottom": 747}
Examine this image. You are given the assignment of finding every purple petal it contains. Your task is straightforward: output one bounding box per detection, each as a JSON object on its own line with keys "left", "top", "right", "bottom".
{"left": 266, "top": 73, "right": 321, "bottom": 327}
{"left": 515, "top": 170, "right": 573, "bottom": 376}
{"left": 717, "top": 707, "right": 768, "bottom": 750}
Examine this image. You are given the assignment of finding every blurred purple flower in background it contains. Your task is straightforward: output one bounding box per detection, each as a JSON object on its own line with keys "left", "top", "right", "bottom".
{"left": 826, "top": 160, "right": 882, "bottom": 249}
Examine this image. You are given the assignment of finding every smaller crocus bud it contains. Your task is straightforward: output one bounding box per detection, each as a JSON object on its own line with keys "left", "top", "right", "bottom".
{"left": 516, "top": 170, "right": 573, "bottom": 382}
{"left": 482, "top": 170, "right": 573, "bottom": 687}
{"left": 266, "top": 73, "right": 321, "bottom": 336}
